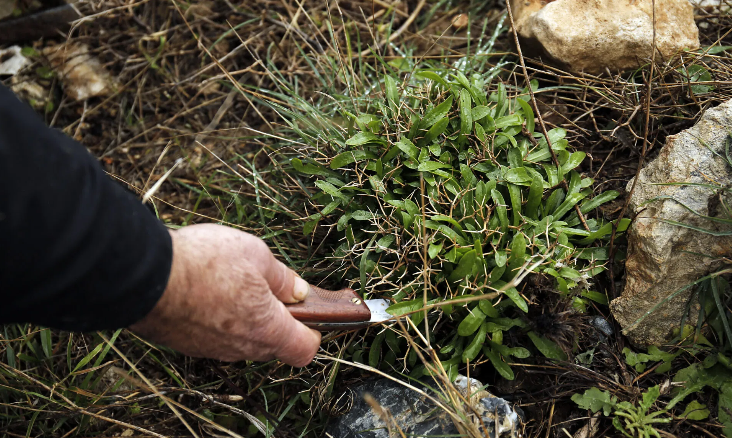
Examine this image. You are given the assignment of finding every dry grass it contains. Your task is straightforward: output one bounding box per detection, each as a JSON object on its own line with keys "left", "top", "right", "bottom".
{"left": 1, "top": 0, "right": 732, "bottom": 437}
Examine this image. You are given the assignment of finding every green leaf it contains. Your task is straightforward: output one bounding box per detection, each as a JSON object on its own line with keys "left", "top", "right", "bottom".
{"left": 303, "top": 219, "right": 318, "bottom": 235}
{"left": 640, "top": 385, "right": 660, "bottom": 412}
{"left": 504, "top": 286, "right": 529, "bottom": 313}
{"left": 369, "top": 331, "right": 385, "bottom": 368}
{"left": 504, "top": 168, "right": 532, "bottom": 184}
{"left": 351, "top": 210, "right": 375, "bottom": 221}
{"left": 458, "top": 307, "right": 487, "bottom": 336}
{"left": 479, "top": 299, "right": 499, "bottom": 318}
{"left": 483, "top": 346, "right": 514, "bottom": 380}
{"left": 561, "top": 151, "right": 586, "bottom": 173}
{"left": 458, "top": 88, "right": 472, "bottom": 144}
{"left": 386, "top": 299, "right": 426, "bottom": 316}
{"left": 330, "top": 150, "right": 378, "bottom": 169}
{"left": 315, "top": 180, "right": 349, "bottom": 201}
{"left": 291, "top": 158, "right": 333, "bottom": 177}
{"left": 418, "top": 161, "right": 452, "bottom": 172}
{"left": 72, "top": 343, "right": 105, "bottom": 373}
{"left": 428, "top": 242, "right": 444, "bottom": 259}
{"left": 431, "top": 214, "right": 463, "bottom": 230}
{"left": 571, "top": 387, "right": 617, "bottom": 416}
{"left": 681, "top": 400, "right": 709, "bottom": 421}
{"left": 553, "top": 192, "right": 587, "bottom": 219}
{"left": 415, "top": 70, "right": 448, "bottom": 87}
{"left": 491, "top": 189, "right": 508, "bottom": 233}
{"left": 517, "top": 98, "right": 535, "bottom": 134}
{"left": 423, "top": 117, "right": 449, "bottom": 144}
{"left": 384, "top": 75, "right": 399, "bottom": 111}
{"left": 421, "top": 97, "right": 453, "bottom": 129}
{"left": 346, "top": 132, "right": 383, "bottom": 146}
{"left": 40, "top": 328, "right": 52, "bottom": 359}
{"left": 580, "top": 190, "right": 619, "bottom": 213}
{"left": 528, "top": 331, "right": 567, "bottom": 360}
{"left": 463, "top": 322, "right": 488, "bottom": 362}
{"left": 471, "top": 105, "right": 491, "bottom": 122}
{"left": 359, "top": 235, "right": 377, "bottom": 295}
{"left": 449, "top": 249, "right": 478, "bottom": 282}
{"left": 375, "top": 234, "right": 395, "bottom": 252}
{"left": 525, "top": 174, "right": 543, "bottom": 220}
{"left": 395, "top": 138, "right": 419, "bottom": 160}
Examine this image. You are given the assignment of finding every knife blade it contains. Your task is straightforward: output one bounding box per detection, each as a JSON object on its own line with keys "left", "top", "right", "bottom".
{"left": 285, "top": 285, "right": 393, "bottom": 331}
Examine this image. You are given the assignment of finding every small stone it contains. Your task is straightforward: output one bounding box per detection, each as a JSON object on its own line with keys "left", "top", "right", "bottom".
{"left": 509, "top": 0, "right": 700, "bottom": 74}
{"left": 42, "top": 43, "right": 116, "bottom": 101}
{"left": 590, "top": 316, "right": 614, "bottom": 338}
{"left": 451, "top": 13, "right": 469, "bottom": 29}
{"left": 0, "top": 46, "right": 30, "bottom": 76}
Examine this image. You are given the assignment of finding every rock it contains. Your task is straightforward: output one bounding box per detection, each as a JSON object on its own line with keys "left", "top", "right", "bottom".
{"left": 510, "top": 0, "right": 700, "bottom": 74}
{"left": 0, "top": 46, "right": 30, "bottom": 76}
{"left": 590, "top": 316, "right": 614, "bottom": 338}
{"left": 610, "top": 99, "right": 732, "bottom": 346}
{"left": 326, "top": 375, "right": 521, "bottom": 438}
{"left": 42, "top": 43, "right": 115, "bottom": 101}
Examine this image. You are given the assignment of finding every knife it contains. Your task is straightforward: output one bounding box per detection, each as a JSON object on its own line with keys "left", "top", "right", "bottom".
{"left": 286, "top": 285, "right": 393, "bottom": 331}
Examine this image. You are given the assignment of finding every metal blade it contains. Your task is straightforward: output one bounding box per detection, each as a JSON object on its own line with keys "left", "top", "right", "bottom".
{"left": 365, "top": 299, "right": 393, "bottom": 323}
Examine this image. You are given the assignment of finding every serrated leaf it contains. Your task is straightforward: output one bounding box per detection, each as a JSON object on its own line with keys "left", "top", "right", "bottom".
{"left": 528, "top": 331, "right": 568, "bottom": 360}
{"left": 571, "top": 387, "right": 616, "bottom": 416}
{"left": 330, "top": 150, "right": 378, "bottom": 169}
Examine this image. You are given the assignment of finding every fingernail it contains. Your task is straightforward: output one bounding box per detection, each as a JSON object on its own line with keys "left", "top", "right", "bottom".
{"left": 294, "top": 277, "right": 309, "bottom": 301}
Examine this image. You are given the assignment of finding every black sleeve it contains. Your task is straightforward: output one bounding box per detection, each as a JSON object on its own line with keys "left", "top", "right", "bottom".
{"left": 0, "top": 84, "right": 172, "bottom": 332}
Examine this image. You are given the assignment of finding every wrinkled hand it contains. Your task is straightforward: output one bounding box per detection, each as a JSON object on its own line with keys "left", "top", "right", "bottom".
{"left": 129, "top": 224, "right": 321, "bottom": 366}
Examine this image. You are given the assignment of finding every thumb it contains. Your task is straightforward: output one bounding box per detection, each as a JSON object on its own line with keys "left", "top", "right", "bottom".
{"left": 263, "top": 254, "right": 310, "bottom": 304}
{"left": 268, "top": 301, "right": 321, "bottom": 367}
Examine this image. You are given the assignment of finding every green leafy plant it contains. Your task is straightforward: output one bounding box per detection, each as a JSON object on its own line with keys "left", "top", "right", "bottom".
{"left": 573, "top": 386, "right": 672, "bottom": 438}
{"left": 280, "top": 66, "right": 628, "bottom": 379}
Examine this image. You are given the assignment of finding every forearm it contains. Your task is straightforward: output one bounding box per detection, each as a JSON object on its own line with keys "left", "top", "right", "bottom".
{"left": 0, "top": 84, "right": 172, "bottom": 331}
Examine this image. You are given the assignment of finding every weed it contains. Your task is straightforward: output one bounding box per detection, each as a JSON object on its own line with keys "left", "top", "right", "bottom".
{"left": 265, "top": 55, "right": 627, "bottom": 380}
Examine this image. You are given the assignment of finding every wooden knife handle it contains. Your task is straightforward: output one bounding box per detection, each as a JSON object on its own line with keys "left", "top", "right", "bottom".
{"left": 286, "top": 286, "right": 371, "bottom": 326}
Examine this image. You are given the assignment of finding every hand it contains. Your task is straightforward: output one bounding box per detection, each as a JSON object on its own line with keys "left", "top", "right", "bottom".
{"left": 129, "top": 224, "right": 321, "bottom": 366}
